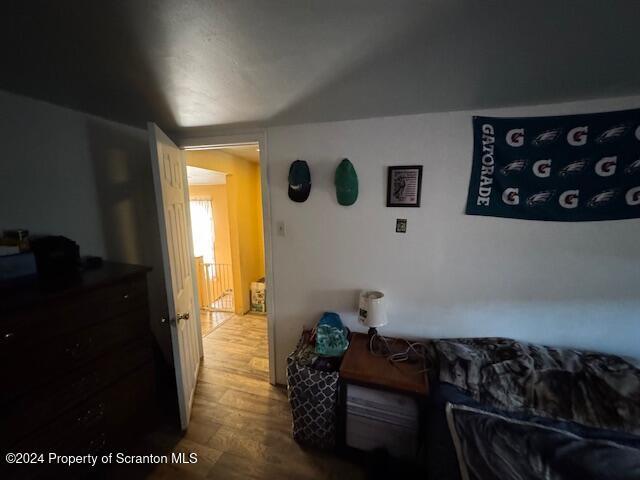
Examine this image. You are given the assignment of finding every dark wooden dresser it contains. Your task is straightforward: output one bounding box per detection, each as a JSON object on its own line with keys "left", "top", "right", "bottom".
{"left": 0, "top": 262, "right": 155, "bottom": 478}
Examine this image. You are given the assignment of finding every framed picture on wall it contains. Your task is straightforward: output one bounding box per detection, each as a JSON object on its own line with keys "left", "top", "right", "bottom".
{"left": 386, "top": 165, "right": 423, "bottom": 207}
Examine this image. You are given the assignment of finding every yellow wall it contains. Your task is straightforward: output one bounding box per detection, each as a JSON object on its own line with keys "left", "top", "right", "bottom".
{"left": 186, "top": 150, "right": 265, "bottom": 314}
{"left": 255, "top": 167, "right": 266, "bottom": 278}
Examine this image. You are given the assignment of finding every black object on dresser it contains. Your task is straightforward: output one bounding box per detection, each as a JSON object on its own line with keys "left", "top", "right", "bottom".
{"left": 0, "top": 262, "right": 155, "bottom": 479}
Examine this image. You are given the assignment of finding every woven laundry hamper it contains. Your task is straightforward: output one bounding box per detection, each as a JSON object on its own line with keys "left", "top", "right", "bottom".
{"left": 286, "top": 332, "right": 340, "bottom": 449}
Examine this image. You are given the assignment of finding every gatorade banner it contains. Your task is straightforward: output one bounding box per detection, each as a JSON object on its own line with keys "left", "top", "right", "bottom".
{"left": 465, "top": 108, "right": 640, "bottom": 221}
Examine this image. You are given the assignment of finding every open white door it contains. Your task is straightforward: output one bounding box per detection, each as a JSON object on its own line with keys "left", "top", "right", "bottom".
{"left": 148, "top": 123, "right": 202, "bottom": 430}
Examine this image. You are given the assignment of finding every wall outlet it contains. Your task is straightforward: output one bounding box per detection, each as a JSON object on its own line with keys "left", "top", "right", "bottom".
{"left": 396, "top": 218, "right": 407, "bottom": 233}
{"left": 277, "top": 221, "right": 286, "bottom": 236}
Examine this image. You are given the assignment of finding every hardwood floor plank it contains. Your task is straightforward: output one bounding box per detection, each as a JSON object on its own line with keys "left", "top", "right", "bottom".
{"left": 205, "top": 426, "right": 325, "bottom": 479}
{"left": 168, "top": 437, "right": 223, "bottom": 477}
{"left": 250, "top": 357, "right": 270, "bottom": 372}
{"left": 202, "top": 339, "right": 264, "bottom": 355}
{"left": 183, "top": 418, "right": 223, "bottom": 445}
{"left": 205, "top": 452, "right": 303, "bottom": 480}
{"left": 217, "top": 389, "right": 291, "bottom": 421}
{"left": 107, "top": 313, "right": 364, "bottom": 479}
{"left": 190, "top": 400, "right": 292, "bottom": 436}
{"left": 197, "top": 367, "right": 284, "bottom": 402}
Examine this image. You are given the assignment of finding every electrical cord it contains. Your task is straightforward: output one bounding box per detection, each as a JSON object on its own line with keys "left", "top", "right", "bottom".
{"left": 368, "top": 333, "right": 430, "bottom": 373}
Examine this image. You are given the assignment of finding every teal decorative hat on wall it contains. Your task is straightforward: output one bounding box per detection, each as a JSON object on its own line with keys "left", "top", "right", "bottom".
{"left": 335, "top": 158, "right": 358, "bottom": 206}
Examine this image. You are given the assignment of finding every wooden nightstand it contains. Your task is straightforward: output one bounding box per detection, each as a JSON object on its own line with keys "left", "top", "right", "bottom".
{"left": 338, "top": 332, "right": 429, "bottom": 458}
{"left": 340, "top": 333, "right": 429, "bottom": 395}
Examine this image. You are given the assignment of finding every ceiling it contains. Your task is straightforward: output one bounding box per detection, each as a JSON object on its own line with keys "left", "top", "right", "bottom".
{"left": 219, "top": 145, "right": 260, "bottom": 163}
{"left": 2, "top": 1, "right": 639, "bottom": 133}
{"left": 185, "top": 144, "right": 260, "bottom": 162}
{"left": 186, "top": 165, "right": 226, "bottom": 185}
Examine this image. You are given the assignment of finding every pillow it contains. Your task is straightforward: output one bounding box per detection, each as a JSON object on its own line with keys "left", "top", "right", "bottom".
{"left": 446, "top": 403, "right": 640, "bottom": 480}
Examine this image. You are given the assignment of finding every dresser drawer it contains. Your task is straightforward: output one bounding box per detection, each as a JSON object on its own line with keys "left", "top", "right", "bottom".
{"left": 1, "top": 338, "right": 153, "bottom": 448}
{"left": 5, "top": 364, "right": 155, "bottom": 480}
{"left": 0, "top": 307, "right": 150, "bottom": 403}
{"left": 0, "top": 277, "right": 148, "bottom": 352}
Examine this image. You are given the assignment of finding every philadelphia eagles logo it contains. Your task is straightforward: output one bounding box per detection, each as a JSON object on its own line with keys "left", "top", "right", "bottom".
{"left": 626, "top": 186, "right": 640, "bottom": 206}
{"left": 595, "top": 124, "right": 629, "bottom": 144}
{"left": 587, "top": 189, "right": 618, "bottom": 208}
{"left": 558, "top": 159, "right": 588, "bottom": 177}
{"left": 526, "top": 190, "right": 555, "bottom": 207}
{"left": 532, "top": 128, "right": 562, "bottom": 147}
{"left": 500, "top": 159, "right": 528, "bottom": 175}
{"left": 625, "top": 158, "right": 640, "bottom": 175}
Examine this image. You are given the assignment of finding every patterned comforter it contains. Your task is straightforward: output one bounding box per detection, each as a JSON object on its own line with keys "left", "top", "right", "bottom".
{"left": 430, "top": 337, "right": 640, "bottom": 435}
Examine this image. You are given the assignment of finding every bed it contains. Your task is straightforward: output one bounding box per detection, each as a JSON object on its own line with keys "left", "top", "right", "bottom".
{"left": 423, "top": 337, "right": 640, "bottom": 480}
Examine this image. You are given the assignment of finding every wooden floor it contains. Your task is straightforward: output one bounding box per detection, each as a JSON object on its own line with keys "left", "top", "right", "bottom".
{"left": 199, "top": 310, "right": 234, "bottom": 337}
{"left": 105, "top": 314, "right": 365, "bottom": 480}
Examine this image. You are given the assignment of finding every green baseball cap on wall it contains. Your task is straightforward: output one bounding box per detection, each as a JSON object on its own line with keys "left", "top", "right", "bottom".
{"left": 335, "top": 158, "right": 358, "bottom": 206}
{"left": 288, "top": 160, "right": 311, "bottom": 202}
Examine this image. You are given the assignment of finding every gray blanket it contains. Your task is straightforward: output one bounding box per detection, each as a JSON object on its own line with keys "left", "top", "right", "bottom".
{"left": 431, "top": 337, "right": 640, "bottom": 435}
{"left": 446, "top": 403, "right": 640, "bottom": 480}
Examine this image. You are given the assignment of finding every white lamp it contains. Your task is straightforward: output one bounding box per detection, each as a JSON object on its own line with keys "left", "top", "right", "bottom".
{"left": 358, "top": 291, "right": 387, "bottom": 338}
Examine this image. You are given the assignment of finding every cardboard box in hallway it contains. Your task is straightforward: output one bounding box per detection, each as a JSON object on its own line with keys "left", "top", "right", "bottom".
{"left": 251, "top": 280, "right": 266, "bottom": 313}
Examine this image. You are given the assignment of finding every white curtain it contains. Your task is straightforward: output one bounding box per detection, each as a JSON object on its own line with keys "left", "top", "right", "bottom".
{"left": 190, "top": 199, "right": 215, "bottom": 264}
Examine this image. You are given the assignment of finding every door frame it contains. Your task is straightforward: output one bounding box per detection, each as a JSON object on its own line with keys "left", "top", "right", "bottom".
{"left": 179, "top": 131, "right": 277, "bottom": 385}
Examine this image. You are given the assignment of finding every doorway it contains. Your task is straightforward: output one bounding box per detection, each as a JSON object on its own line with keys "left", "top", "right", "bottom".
{"left": 149, "top": 125, "right": 276, "bottom": 434}
{"left": 146, "top": 125, "right": 353, "bottom": 475}
{"left": 185, "top": 144, "right": 267, "bottom": 340}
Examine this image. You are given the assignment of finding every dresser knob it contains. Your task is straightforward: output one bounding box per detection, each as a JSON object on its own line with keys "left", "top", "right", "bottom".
{"left": 3, "top": 332, "right": 15, "bottom": 341}
{"left": 123, "top": 293, "right": 130, "bottom": 300}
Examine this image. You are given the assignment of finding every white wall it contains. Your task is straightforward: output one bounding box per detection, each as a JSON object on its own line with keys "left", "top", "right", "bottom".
{"left": 0, "top": 90, "right": 171, "bottom": 365}
{"left": 5, "top": 88, "right": 638, "bottom": 388}
{"left": 267, "top": 95, "right": 640, "bottom": 384}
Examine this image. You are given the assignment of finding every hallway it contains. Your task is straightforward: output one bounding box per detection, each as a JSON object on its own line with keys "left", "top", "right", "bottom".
{"left": 114, "top": 314, "right": 364, "bottom": 479}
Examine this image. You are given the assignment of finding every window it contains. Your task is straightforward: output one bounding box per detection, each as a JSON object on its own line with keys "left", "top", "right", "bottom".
{"left": 190, "top": 199, "right": 215, "bottom": 264}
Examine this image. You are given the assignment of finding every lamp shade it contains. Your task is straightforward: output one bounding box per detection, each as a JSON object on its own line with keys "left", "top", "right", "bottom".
{"left": 358, "top": 291, "right": 387, "bottom": 328}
